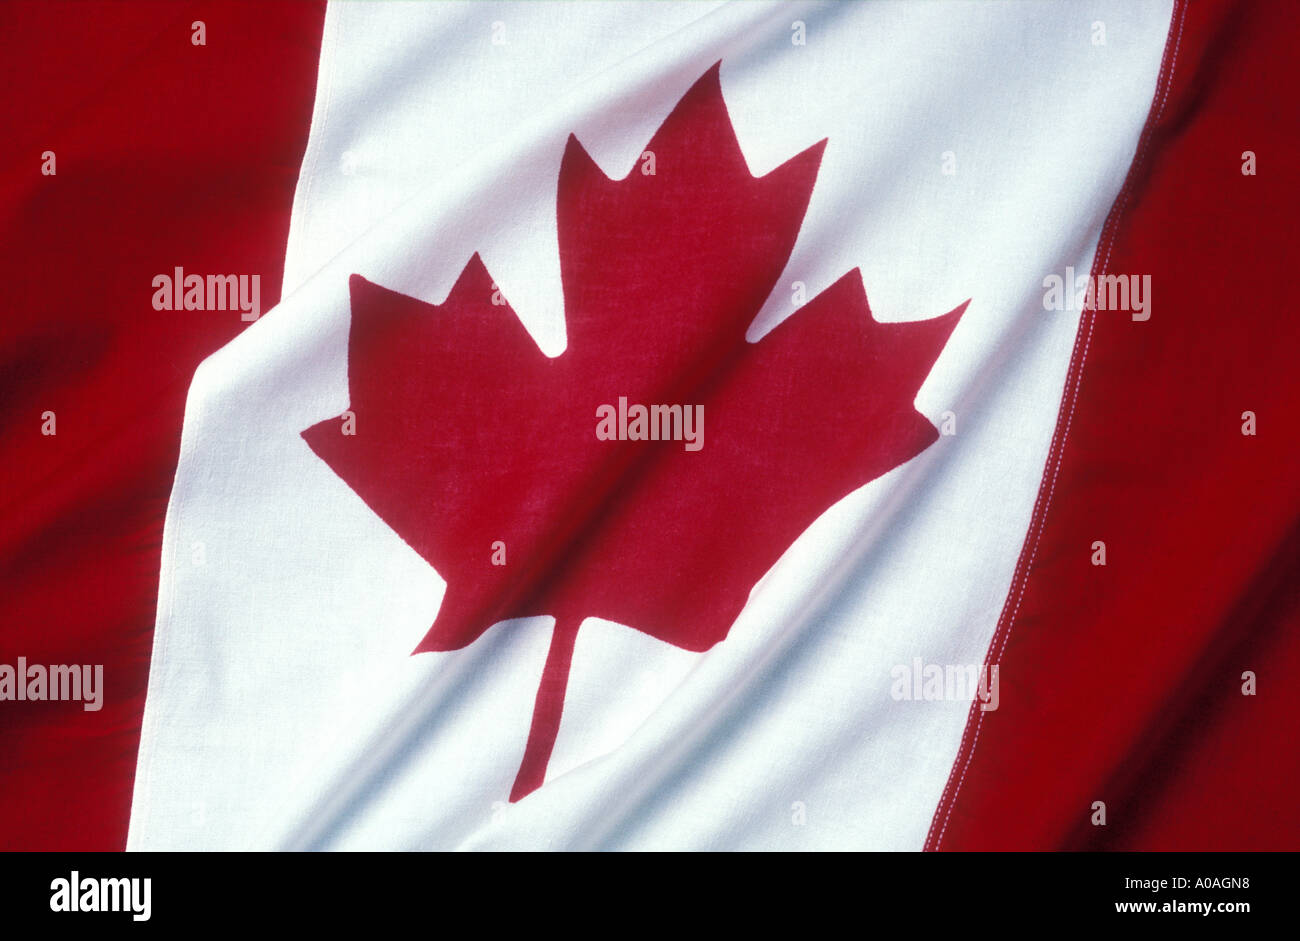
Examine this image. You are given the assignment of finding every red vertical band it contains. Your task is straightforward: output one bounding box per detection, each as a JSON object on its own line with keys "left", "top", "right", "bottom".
{"left": 929, "top": 0, "right": 1300, "bottom": 850}
{"left": 0, "top": 1, "right": 325, "bottom": 850}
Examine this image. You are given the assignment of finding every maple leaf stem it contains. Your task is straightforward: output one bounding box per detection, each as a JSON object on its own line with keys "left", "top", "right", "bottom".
{"left": 508, "top": 616, "right": 582, "bottom": 802}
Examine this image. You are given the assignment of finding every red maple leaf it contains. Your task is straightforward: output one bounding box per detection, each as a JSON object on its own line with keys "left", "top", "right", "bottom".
{"left": 303, "top": 64, "right": 966, "bottom": 801}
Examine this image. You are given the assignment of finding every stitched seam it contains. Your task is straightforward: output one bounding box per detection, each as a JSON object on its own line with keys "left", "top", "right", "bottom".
{"left": 924, "top": 0, "right": 1189, "bottom": 851}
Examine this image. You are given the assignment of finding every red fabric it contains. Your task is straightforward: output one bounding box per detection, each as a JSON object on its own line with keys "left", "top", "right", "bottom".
{"left": 0, "top": 1, "right": 324, "bottom": 850}
{"left": 928, "top": 0, "right": 1300, "bottom": 850}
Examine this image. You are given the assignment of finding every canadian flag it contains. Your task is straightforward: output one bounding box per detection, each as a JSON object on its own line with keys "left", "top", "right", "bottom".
{"left": 2, "top": 0, "right": 1296, "bottom": 852}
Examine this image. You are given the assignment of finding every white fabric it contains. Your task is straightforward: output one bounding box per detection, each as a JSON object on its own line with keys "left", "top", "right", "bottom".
{"left": 128, "top": 0, "right": 1173, "bottom": 850}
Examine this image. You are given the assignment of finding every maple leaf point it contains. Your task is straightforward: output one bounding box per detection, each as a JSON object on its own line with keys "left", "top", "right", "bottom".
{"left": 303, "top": 62, "right": 968, "bottom": 801}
